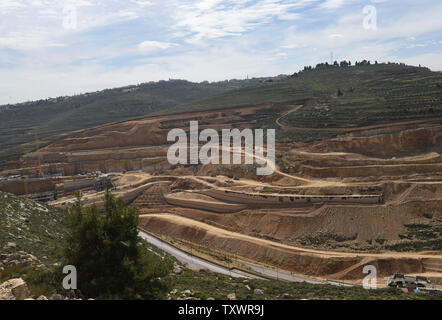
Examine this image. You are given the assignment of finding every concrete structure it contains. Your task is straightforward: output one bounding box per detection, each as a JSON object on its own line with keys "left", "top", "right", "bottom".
{"left": 164, "top": 192, "right": 247, "bottom": 213}
{"left": 28, "top": 192, "right": 56, "bottom": 203}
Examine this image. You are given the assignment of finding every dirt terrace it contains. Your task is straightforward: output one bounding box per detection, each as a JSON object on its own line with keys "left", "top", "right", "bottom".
{"left": 4, "top": 102, "right": 442, "bottom": 284}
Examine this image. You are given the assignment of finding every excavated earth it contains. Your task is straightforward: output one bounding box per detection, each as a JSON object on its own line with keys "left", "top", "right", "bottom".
{"left": 2, "top": 103, "right": 442, "bottom": 284}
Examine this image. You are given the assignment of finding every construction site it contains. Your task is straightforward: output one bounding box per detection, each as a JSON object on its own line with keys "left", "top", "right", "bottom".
{"left": 1, "top": 102, "right": 441, "bottom": 290}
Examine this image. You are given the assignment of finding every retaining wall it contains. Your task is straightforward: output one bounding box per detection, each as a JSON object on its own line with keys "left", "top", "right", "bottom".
{"left": 164, "top": 193, "right": 247, "bottom": 213}
{"left": 200, "top": 189, "right": 382, "bottom": 206}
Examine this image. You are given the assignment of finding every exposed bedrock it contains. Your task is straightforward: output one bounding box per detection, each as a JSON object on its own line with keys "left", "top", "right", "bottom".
{"left": 15, "top": 147, "right": 171, "bottom": 176}
{"left": 314, "top": 126, "right": 442, "bottom": 157}
{"left": 299, "top": 163, "right": 442, "bottom": 178}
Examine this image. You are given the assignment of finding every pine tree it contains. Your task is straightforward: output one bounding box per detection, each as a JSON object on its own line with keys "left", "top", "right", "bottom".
{"left": 62, "top": 190, "right": 171, "bottom": 299}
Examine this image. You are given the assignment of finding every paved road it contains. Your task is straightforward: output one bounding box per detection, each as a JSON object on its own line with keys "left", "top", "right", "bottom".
{"left": 238, "top": 261, "right": 322, "bottom": 284}
{"left": 138, "top": 230, "right": 263, "bottom": 279}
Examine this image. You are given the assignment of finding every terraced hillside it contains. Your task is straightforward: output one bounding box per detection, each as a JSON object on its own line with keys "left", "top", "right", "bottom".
{"left": 285, "top": 65, "right": 442, "bottom": 128}
{"left": 176, "top": 63, "right": 442, "bottom": 140}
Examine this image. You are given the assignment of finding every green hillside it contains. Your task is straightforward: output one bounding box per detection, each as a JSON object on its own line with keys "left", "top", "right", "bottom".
{"left": 0, "top": 191, "right": 65, "bottom": 263}
{"left": 286, "top": 64, "right": 442, "bottom": 128}
{"left": 178, "top": 63, "right": 442, "bottom": 126}
{"left": 1, "top": 63, "right": 441, "bottom": 170}
{"left": 0, "top": 78, "right": 269, "bottom": 170}
{"left": 160, "top": 62, "right": 441, "bottom": 143}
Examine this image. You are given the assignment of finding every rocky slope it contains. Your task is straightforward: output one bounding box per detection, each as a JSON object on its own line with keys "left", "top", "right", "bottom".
{"left": 0, "top": 191, "right": 65, "bottom": 266}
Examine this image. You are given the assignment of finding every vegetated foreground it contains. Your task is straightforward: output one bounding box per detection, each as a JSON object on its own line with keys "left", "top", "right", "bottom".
{"left": 0, "top": 193, "right": 442, "bottom": 300}
{"left": 1, "top": 63, "right": 442, "bottom": 297}
{"left": 4, "top": 191, "right": 442, "bottom": 300}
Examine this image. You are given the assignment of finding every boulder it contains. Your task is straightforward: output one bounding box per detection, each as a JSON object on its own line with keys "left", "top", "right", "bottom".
{"left": 170, "top": 289, "right": 178, "bottom": 295}
{"left": 0, "top": 278, "right": 30, "bottom": 300}
{"left": 173, "top": 266, "right": 182, "bottom": 274}
{"left": 4, "top": 242, "right": 17, "bottom": 250}
{"left": 254, "top": 289, "right": 264, "bottom": 295}
{"left": 181, "top": 289, "right": 191, "bottom": 297}
{"left": 11, "top": 279, "right": 30, "bottom": 300}
{"left": 227, "top": 293, "right": 236, "bottom": 300}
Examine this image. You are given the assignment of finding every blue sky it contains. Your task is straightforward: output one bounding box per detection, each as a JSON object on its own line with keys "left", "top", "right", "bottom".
{"left": 0, "top": 0, "right": 441, "bottom": 104}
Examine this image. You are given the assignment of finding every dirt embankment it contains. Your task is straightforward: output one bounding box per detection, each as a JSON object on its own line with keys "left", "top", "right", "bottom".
{"left": 39, "top": 104, "right": 270, "bottom": 153}
{"left": 41, "top": 120, "right": 165, "bottom": 152}
{"left": 161, "top": 182, "right": 442, "bottom": 249}
{"left": 312, "top": 125, "right": 442, "bottom": 157}
{"left": 139, "top": 214, "right": 431, "bottom": 280}
{"left": 299, "top": 163, "right": 442, "bottom": 178}
{"left": 166, "top": 199, "right": 442, "bottom": 244}
{"left": 7, "top": 104, "right": 277, "bottom": 177}
{"left": 0, "top": 179, "right": 56, "bottom": 196}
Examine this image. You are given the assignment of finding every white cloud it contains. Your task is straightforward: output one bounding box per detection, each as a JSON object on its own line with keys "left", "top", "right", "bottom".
{"left": 0, "top": 39, "right": 291, "bottom": 103}
{"left": 281, "top": 44, "right": 304, "bottom": 49}
{"left": 0, "top": 0, "right": 441, "bottom": 105}
{"left": 0, "top": 32, "right": 66, "bottom": 50}
{"left": 172, "top": 0, "right": 314, "bottom": 43}
{"left": 329, "top": 33, "right": 344, "bottom": 39}
{"left": 0, "top": 0, "right": 24, "bottom": 9}
{"left": 131, "top": 0, "right": 153, "bottom": 6}
{"left": 281, "top": 3, "right": 442, "bottom": 52}
{"left": 138, "top": 40, "right": 178, "bottom": 52}
{"left": 320, "top": 0, "right": 346, "bottom": 9}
